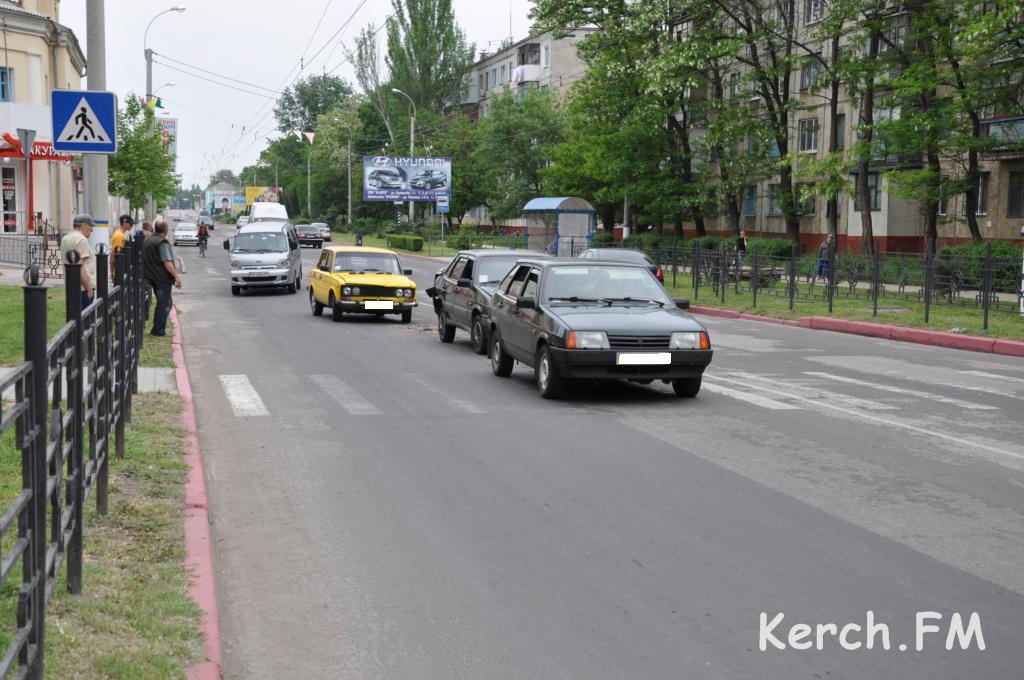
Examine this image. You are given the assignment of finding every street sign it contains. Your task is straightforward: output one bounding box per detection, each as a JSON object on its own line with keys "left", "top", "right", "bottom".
{"left": 436, "top": 195, "right": 449, "bottom": 214}
{"left": 51, "top": 90, "right": 118, "bottom": 154}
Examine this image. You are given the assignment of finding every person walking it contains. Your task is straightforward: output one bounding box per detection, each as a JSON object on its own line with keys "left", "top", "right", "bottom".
{"left": 143, "top": 220, "right": 182, "bottom": 337}
{"left": 735, "top": 230, "right": 748, "bottom": 269}
{"left": 59, "top": 214, "right": 96, "bottom": 308}
{"left": 815, "top": 233, "right": 836, "bottom": 284}
{"left": 110, "top": 214, "right": 134, "bottom": 278}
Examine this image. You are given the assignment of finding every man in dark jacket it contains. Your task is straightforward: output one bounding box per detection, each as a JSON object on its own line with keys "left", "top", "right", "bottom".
{"left": 815, "top": 233, "right": 836, "bottom": 283}
{"left": 143, "top": 220, "right": 182, "bottom": 336}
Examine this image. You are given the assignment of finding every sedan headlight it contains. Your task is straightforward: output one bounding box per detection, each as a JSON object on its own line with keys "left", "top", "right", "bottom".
{"left": 230, "top": 261, "right": 240, "bottom": 269}
{"left": 670, "top": 331, "right": 710, "bottom": 350}
{"left": 277, "top": 259, "right": 290, "bottom": 268}
{"left": 342, "top": 286, "right": 352, "bottom": 296}
{"left": 405, "top": 288, "right": 415, "bottom": 297}
{"left": 567, "top": 331, "right": 609, "bottom": 350}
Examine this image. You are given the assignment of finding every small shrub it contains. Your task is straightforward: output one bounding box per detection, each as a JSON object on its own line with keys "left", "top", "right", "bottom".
{"left": 386, "top": 235, "right": 424, "bottom": 251}
{"left": 592, "top": 230, "right": 615, "bottom": 246}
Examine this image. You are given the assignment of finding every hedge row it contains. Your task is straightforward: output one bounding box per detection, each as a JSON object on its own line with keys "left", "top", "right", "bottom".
{"left": 386, "top": 234, "right": 424, "bottom": 251}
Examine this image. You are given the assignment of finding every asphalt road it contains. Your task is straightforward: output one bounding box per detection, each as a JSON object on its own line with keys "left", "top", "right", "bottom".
{"left": 173, "top": 236, "right": 1024, "bottom": 679}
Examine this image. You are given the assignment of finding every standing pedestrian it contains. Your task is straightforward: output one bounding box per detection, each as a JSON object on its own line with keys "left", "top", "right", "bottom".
{"left": 59, "top": 214, "right": 96, "bottom": 308}
{"left": 815, "top": 233, "right": 836, "bottom": 284}
{"left": 140, "top": 221, "right": 154, "bottom": 318}
{"left": 143, "top": 220, "right": 182, "bottom": 337}
{"left": 141, "top": 221, "right": 153, "bottom": 236}
{"left": 110, "top": 214, "right": 134, "bottom": 278}
{"left": 735, "top": 230, "right": 748, "bottom": 269}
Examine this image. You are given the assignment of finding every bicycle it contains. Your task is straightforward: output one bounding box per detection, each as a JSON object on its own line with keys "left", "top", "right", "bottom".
{"left": 198, "top": 237, "right": 208, "bottom": 257}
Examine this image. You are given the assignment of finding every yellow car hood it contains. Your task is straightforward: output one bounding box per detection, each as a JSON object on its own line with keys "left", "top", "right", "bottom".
{"left": 336, "top": 273, "right": 415, "bottom": 288}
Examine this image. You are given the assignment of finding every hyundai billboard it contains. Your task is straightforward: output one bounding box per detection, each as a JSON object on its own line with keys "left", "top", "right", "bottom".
{"left": 363, "top": 156, "right": 451, "bottom": 201}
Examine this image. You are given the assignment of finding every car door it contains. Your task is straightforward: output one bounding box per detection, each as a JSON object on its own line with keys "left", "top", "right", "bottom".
{"left": 440, "top": 256, "right": 467, "bottom": 322}
{"left": 313, "top": 250, "right": 332, "bottom": 302}
{"left": 508, "top": 268, "right": 542, "bottom": 361}
{"left": 452, "top": 256, "right": 477, "bottom": 329}
{"left": 492, "top": 265, "right": 532, "bottom": 360}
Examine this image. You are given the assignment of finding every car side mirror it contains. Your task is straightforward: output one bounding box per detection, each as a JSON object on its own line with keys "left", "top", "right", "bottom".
{"left": 290, "top": 241, "right": 299, "bottom": 251}
{"left": 318, "top": 265, "right": 330, "bottom": 272}
{"left": 675, "top": 299, "right": 690, "bottom": 310}
{"left": 403, "top": 269, "right": 413, "bottom": 276}
{"left": 456, "top": 277, "right": 472, "bottom": 288}
{"left": 516, "top": 296, "right": 536, "bottom": 310}
{"left": 222, "top": 239, "right": 230, "bottom": 250}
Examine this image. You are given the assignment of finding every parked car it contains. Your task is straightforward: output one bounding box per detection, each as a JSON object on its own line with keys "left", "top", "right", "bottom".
{"left": 578, "top": 247, "right": 664, "bottom": 283}
{"left": 226, "top": 221, "right": 302, "bottom": 296}
{"left": 409, "top": 169, "right": 448, "bottom": 190}
{"left": 368, "top": 168, "right": 405, "bottom": 189}
{"left": 173, "top": 222, "right": 199, "bottom": 246}
{"left": 311, "top": 222, "right": 331, "bottom": 241}
{"left": 308, "top": 246, "right": 417, "bottom": 323}
{"left": 296, "top": 224, "right": 324, "bottom": 248}
{"left": 427, "top": 250, "right": 544, "bottom": 354}
{"left": 487, "top": 259, "right": 712, "bottom": 399}
{"left": 237, "top": 215, "right": 251, "bottom": 227}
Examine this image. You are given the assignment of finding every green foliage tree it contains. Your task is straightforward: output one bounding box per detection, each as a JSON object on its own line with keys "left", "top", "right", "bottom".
{"left": 208, "top": 168, "right": 240, "bottom": 187}
{"left": 108, "top": 94, "right": 178, "bottom": 214}
{"left": 420, "top": 113, "right": 489, "bottom": 225}
{"left": 274, "top": 74, "right": 354, "bottom": 132}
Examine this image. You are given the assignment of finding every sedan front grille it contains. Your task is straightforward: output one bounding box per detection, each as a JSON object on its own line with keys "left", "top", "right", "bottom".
{"left": 607, "top": 335, "right": 671, "bottom": 350}
{"left": 350, "top": 284, "right": 404, "bottom": 298}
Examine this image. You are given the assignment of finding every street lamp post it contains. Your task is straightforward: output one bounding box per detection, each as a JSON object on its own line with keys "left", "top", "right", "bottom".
{"left": 144, "top": 7, "right": 186, "bottom": 105}
{"left": 392, "top": 88, "right": 416, "bottom": 226}
{"left": 154, "top": 82, "right": 175, "bottom": 96}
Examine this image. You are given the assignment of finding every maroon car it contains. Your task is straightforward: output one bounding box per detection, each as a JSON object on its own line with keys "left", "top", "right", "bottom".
{"left": 296, "top": 225, "right": 324, "bottom": 249}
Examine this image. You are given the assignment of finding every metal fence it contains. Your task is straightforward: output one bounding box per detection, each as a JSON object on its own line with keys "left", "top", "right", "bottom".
{"left": 0, "top": 235, "right": 148, "bottom": 678}
{"left": 0, "top": 221, "right": 67, "bottom": 280}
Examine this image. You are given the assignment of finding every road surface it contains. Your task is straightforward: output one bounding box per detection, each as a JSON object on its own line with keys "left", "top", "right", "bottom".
{"left": 172, "top": 238, "right": 1024, "bottom": 679}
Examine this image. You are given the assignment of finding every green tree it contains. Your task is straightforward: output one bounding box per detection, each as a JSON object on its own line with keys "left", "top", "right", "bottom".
{"left": 420, "top": 113, "right": 488, "bottom": 225}
{"left": 384, "top": 0, "right": 475, "bottom": 111}
{"left": 274, "top": 74, "right": 354, "bottom": 132}
{"left": 108, "top": 94, "right": 177, "bottom": 214}
{"left": 208, "top": 168, "right": 239, "bottom": 186}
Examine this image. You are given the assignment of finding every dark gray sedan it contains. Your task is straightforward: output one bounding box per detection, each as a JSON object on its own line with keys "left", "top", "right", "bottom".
{"left": 487, "top": 259, "right": 712, "bottom": 399}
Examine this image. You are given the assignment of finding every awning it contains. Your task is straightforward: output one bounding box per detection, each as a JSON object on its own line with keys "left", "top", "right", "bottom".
{"left": 0, "top": 132, "right": 72, "bottom": 161}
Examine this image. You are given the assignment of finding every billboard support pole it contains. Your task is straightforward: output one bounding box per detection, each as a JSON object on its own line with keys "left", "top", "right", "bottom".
{"left": 347, "top": 139, "right": 352, "bottom": 227}
{"left": 392, "top": 88, "right": 417, "bottom": 227}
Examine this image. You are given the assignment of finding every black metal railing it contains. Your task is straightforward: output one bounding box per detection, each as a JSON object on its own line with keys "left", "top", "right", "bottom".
{"left": 0, "top": 233, "right": 147, "bottom": 679}
{"left": 0, "top": 220, "right": 65, "bottom": 279}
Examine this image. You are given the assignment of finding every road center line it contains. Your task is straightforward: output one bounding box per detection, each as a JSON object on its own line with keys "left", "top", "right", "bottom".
{"left": 701, "top": 381, "right": 800, "bottom": 410}
{"left": 308, "top": 374, "right": 382, "bottom": 416}
{"left": 804, "top": 371, "right": 999, "bottom": 410}
{"left": 218, "top": 374, "right": 270, "bottom": 417}
{"left": 709, "top": 374, "right": 1024, "bottom": 462}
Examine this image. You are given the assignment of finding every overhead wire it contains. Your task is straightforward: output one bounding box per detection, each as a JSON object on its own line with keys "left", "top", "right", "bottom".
{"left": 153, "top": 52, "right": 282, "bottom": 94}
{"left": 152, "top": 61, "right": 280, "bottom": 100}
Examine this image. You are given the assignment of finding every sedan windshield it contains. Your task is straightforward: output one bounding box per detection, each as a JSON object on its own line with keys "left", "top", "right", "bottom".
{"left": 333, "top": 252, "right": 402, "bottom": 274}
{"left": 233, "top": 232, "right": 288, "bottom": 252}
{"left": 476, "top": 256, "right": 522, "bottom": 286}
{"left": 543, "top": 265, "right": 673, "bottom": 305}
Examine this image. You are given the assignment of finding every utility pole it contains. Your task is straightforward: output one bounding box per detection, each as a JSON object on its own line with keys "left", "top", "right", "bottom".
{"left": 85, "top": 0, "right": 110, "bottom": 248}
{"left": 306, "top": 147, "right": 312, "bottom": 218}
{"left": 347, "top": 138, "right": 352, "bottom": 227}
{"left": 392, "top": 89, "right": 416, "bottom": 226}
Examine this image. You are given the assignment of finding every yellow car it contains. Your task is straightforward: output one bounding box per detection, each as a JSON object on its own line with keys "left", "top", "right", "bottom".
{"left": 308, "top": 246, "right": 418, "bottom": 323}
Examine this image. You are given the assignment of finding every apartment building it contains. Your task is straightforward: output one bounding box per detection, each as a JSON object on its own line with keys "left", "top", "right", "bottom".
{"left": 693, "top": 3, "right": 1022, "bottom": 252}
{"left": 0, "top": 0, "right": 84, "bottom": 235}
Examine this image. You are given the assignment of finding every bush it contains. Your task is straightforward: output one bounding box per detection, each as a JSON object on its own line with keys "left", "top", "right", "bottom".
{"left": 386, "top": 234, "right": 424, "bottom": 251}
{"left": 592, "top": 230, "right": 615, "bottom": 246}
{"left": 749, "top": 237, "right": 797, "bottom": 258}
{"left": 937, "top": 240, "right": 1023, "bottom": 289}
{"left": 446, "top": 224, "right": 481, "bottom": 250}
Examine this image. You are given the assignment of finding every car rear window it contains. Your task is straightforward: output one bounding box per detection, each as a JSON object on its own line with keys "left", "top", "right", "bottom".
{"left": 476, "top": 256, "right": 522, "bottom": 285}
{"left": 591, "top": 249, "right": 652, "bottom": 265}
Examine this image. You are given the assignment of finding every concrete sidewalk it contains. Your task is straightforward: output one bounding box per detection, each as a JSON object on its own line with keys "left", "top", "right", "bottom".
{"left": 1, "top": 366, "right": 177, "bottom": 397}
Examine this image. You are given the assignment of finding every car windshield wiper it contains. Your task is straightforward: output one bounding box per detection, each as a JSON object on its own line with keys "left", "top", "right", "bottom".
{"left": 548, "top": 296, "right": 601, "bottom": 304}
{"left": 601, "top": 297, "right": 665, "bottom": 307}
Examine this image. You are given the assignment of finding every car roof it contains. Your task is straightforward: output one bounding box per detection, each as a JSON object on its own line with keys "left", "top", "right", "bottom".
{"left": 457, "top": 249, "right": 534, "bottom": 258}
{"left": 325, "top": 245, "right": 398, "bottom": 255}
{"left": 535, "top": 258, "right": 649, "bottom": 269}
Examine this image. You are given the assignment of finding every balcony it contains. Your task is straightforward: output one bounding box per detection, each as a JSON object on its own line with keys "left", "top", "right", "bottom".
{"left": 511, "top": 64, "right": 541, "bottom": 85}
{"left": 981, "top": 115, "right": 1024, "bottom": 159}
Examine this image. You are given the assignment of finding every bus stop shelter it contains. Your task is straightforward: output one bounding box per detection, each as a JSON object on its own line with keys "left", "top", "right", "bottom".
{"left": 522, "top": 197, "right": 596, "bottom": 256}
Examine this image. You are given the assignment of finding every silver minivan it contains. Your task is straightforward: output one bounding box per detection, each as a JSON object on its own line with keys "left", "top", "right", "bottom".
{"left": 226, "top": 221, "right": 303, "bottom": 296}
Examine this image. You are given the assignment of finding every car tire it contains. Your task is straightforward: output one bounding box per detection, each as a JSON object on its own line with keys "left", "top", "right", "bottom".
{"left": 231, "top": 285, "right": 241, "bottom": 296}
{"left": 310, "top": 289, "right": 323, "bottom": 316}
{"left": 287, "top": 279, "right": 297, "bottom": 294}
{"left": 401, "top": 310, "right": 412, "bottom": 324}
{"left": 470, "top": 314, "right": 488, "bottom": 355}
{"left": 490, "top": 330, "right": 514, "bottom": 377}
{"left": 672, "top": 377, "right": 701, "bottom": 398}
{"left": 438, "top": 311, "right": 456, "bottom": 342}
{"left": 294, "top": 269, "right": 302, "bottom": 293}
{"left": 330, "top": 293, "right": 345, "bottom": 322}
{"left": 536, "top": 345, "right": 567, "bottom": 399}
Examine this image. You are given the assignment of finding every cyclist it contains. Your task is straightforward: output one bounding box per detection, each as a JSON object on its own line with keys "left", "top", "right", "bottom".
{"left": 197, "top": 221, "right": 210, "bottom": 256}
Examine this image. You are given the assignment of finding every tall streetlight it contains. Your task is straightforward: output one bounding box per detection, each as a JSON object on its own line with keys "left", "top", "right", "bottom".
{"left": 391, "top": 88, "right": 416, "bottom": 226}
{"left": 154, "top": 82, "right": 175, "bottom": 95}
{"left": 145, "top": 7, "right": 186, "bottom": 104}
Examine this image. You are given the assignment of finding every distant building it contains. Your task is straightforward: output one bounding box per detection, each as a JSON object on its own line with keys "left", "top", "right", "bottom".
{"left": 0, "top": 0, "right": 85, "bottom": 235}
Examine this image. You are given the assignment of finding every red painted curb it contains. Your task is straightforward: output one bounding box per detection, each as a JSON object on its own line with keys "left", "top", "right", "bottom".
{"left": 737, "top": 313, "right": 801, "bottom": 327}
{"left": 171, "top": 308, "right": 222, "bottom": 680}
{"left": 688, "top": 306, "right": 741, "bottom": 319}
{"left": 807, "top": 317, "right": 893, "bottom": 340}
{"left": 993, "top": 339, "right": 1024, "bottom": 357}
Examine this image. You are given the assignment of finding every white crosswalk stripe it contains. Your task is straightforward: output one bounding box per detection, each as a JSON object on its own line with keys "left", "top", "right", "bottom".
{"left": 308, "top": 374, "right": 382, "bottom": 415}
{"left": 958, "top": 370, "right": 1024, "bottom": 386}
{"left": 702, "top": 381, "right": 800, "bottom": 410}
{"left": 804, "top": 372, "right": 999, "bottom": 411}
{"left": 219, "top": 374, "right": 270, "bottom": 417}
{"left": 714, "top": 371, "right": 897, "bottom": 411}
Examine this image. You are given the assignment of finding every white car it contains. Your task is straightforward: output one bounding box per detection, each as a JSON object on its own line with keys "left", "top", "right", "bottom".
{"left": 237, "top": 215, "right": 250, "bottom": 227}
{"left": 311, "top": 222, "right": 331, "bottom": 241}
{"left": 173, "top": 222, "right": 199, "bottom": 246}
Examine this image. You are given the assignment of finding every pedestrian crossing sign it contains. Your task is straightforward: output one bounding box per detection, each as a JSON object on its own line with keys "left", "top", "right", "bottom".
{"left": 51, "top": 90, "right": 118, "bottom": 154}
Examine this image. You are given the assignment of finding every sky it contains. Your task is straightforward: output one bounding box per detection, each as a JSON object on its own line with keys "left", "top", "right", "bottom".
{"left": 60, "top": 0, "right": 535, "bottom": 189}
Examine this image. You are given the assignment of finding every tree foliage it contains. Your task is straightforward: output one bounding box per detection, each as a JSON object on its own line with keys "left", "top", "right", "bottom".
{"left": 108, "top": 94, "right": 178, "bottom": 213}
{"left": 274, "top": 74, "right": 354, "bottom": 132}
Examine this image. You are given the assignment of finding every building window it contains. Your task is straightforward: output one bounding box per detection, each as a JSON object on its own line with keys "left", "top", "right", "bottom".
{"left": 729, "top": 72, "right": 740, "bottom": 97}
{"left": 976, "top": 173, "right": 989, "bottom": 215}
{"left": 0, "top": 68, "right": 12, "bottom": 103}
{"left": 490, "top": 69, "right": 496, "bottom": 86}
{"left": 834, "top": 114, "right": 845, "bottom": 151}
{"left": 767, "top": 184, "right": 782, "bottom": 216}
{"left": 767, "top": 138, "right": 780, "bottom": 158}
{"left": 797, "top": 183, "right": 816, "bottom": 215}
{"left": 542, "top": 45, "right": 550, "bottom": 67}
{"left": 938, "top": 176, "right": 949, "bottom": 216}
{"left": 805, "top": 0, "right": 826, "bottom": 23}
{"left": 797, "top": 118, "right": 819, "bottom": 152}
{"left": 1009, "top": 172, "right": 1024, "bottom": 217}
{"left": 854, "top": 172, "right": 881, "bottom": 212}
{"left": 479, "top": 73, "right": 484, "bottom": 91}
{"left": 743, "top": 185, "right": 757, "bottom": 217}
{"left": 800, "top": 56, "right": 819, "bottom": 91}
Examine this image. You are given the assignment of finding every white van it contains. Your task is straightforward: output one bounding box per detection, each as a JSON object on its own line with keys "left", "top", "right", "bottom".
{"left": 226, "top": 221, "right": 302, "bottom": 296}
{"left": 250, "top": 202, "right": 288, "bottom": 223}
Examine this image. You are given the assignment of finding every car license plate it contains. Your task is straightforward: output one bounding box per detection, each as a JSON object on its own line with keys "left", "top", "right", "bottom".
{"left": 616, "top": 352, "right": 671, "bottom": 366}
{"left": 364, "top": 300, "right": 394, "bottom": 310}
